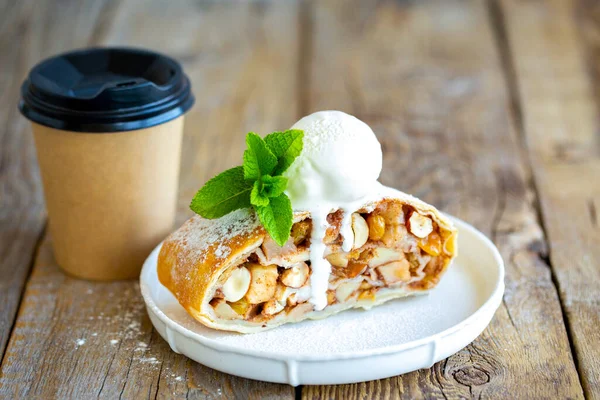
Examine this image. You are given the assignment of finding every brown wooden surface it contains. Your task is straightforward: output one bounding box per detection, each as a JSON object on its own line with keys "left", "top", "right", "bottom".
{"left": 0, "top": 0, "right": 597, "bottom": 398}
{"left": 500, "top": 0, "right": 600, "bottom": 397}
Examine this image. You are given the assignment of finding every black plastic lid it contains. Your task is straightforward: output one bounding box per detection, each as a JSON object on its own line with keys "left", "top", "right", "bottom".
{"left": 19, "top": 47, "right": 195, "bottom": 132}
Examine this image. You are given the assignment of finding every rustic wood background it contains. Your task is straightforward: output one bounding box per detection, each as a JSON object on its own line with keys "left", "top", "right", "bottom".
{"left": 0, "top": 0, "right": 598, "bottom": 398}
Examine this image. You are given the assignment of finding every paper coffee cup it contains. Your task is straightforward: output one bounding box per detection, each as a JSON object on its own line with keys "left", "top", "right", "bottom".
{"left": 19, "top": 48, "right": 194, "bottom": 280}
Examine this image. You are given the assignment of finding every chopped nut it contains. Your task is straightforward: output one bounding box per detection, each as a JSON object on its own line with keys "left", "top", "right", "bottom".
{"left": 245, "top": 264, "right": 278, "bottom": 304}
{"left": 367, "top": 214, "right": 386, "bottom": 241}
{"left": 286, "top": 292, "right": 299, "bottom": 307}
{"left": 368, "top": 247, "right": 404, "bottom": 268}
{"left": 382, "top": 223, "right": 408, "bottom": 247}
{"left": 407, "top": 212, "right": 433, "bottom": 238}
{"left": 326, "top": 252, "right": 349, "bottom": 268}
{"left": 291, "top": 220, "right": 311, "bottom": 245}
{"left": 274, "top": 283, "right": 293, "bottom": 304}
{"left": 336, "top": 280, "right": 362, "bottom": 302}
{"left": 210, "top": 298, "right": 241, "bottom": 320}
{"left": 281, "top": 262, "right": 310, "bottom": 288}
{"left": 379, "top": 202, "right": 404, "bottom": 225}
{"left": 376, "top": 260, "right": 411, "bottom": 285}
{"left": 346, "top": 261, "right": 367, "bottom": 278}
{"left": 262, "top": 299, "right": 284, "bottom": 316}
{"left": 221, "top": 266, "right": 251, "bottom": 302}
{"left": 351, "top": 213, "right": 369, "bottom": 249}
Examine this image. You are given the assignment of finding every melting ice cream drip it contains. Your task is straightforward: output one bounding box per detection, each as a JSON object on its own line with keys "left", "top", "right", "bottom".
{"left": 284, "top": 111, "right": 383, "bottom": 310}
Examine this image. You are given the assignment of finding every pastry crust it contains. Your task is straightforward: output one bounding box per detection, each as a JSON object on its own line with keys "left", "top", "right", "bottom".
{"left": 158, "top": 186, "right": 457, "bottom": 333}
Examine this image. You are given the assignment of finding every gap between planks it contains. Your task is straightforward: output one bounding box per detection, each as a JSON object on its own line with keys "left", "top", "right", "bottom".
{"left": 0, "top": 0, "right": 120, "bottom": 368}
{"left": 0, "top": 223, "right": 46, "bottom": 365}
{"left": 486, "top": 0, "right": 586, "bottom": 392}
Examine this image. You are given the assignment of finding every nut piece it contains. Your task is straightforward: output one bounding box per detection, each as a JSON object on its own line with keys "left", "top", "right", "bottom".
{"left": 210, "top": 298, "right": 241, "bottom": 320}
{"left": 222, "top": 266, "right": 251, "bottom": 302}
{"left": 286, "top": 292, "right": 299, "bottom": 307}
{"left": 336, "top": 280, "right": 362, "bottom": 302}
{"left": 407, "top": 212, "right": 433, "bottom": 238}
{"left": 281, "top": 262, "right": 310, "bottom": 288}
{"left": 382, "top": 224, "right": 408, "bottom": 247}
{"left": 346, "top": 261, "right": 367, "bottom": 278}
{"left": 291, "top": 220, "right": 311, "bottom": 245}
{"left": 376, "top": 260, "right": 411, "bottom": 285}
{"left": 326, "top": 252, "right": 349, "bottom": 268}
{"left": 262, "top": 299, "right": 284, "bottom": 316}
{"left": 379, "top": 202, "right": 404, "bottom": 225}
{"left": 274, "top": 283, "right": 293, "bottom": 305}
{"left": 367, "top": 214, "right": 386, "bottom": 241}
{"left": 352, "top": 213, "right": 369, "bottom": 249}
{"left": 368, "top": 247, "right": 404, "bottom": 268}
{"left": 245, "top": 264, "right": 278, "bottom": 304}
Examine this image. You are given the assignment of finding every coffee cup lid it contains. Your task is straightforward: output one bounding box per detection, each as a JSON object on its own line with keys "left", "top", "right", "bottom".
{"left": 19, "top": 47, "right": 195, "bottom": 133}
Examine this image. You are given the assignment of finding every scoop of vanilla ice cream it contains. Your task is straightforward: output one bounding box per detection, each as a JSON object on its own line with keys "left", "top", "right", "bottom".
{"left": 284, "top": 110, "right": 382, "bottom": 210}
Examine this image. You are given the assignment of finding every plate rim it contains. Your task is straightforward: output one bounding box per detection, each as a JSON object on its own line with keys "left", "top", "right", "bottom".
{"left": 140, "top": 216, "right": 505, "bottom": 362}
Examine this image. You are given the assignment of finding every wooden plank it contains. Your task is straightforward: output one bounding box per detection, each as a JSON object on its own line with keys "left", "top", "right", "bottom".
{"left": 0, "top": 0, "right": 46, "bottom": 361}
{"left": 0, "top": 0, "right": 114, "bottom": 364}
{"left": 0, "top": 0, "right": 298, "bottom": 398}
{"left": 302, "top": 0, "right": 584, "bottom": 398}
{"left": 499, "top": 0, "right": 600, "bottom": 397}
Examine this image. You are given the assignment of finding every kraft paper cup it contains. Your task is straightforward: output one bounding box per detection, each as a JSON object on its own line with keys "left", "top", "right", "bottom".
{"left": 19, "top": 48, "right": 194, "bottom": 280}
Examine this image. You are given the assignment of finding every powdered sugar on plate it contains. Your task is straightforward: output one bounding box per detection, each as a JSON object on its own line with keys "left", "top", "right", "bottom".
{"left": 141, "top": 216, "right": 504, "bottom": 385}
{"left": 147, "top": 242, "right": 482, "bottom": 356}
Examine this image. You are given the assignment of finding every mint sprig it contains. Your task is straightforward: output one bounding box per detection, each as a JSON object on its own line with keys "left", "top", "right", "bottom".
{"left": 190, "top": 130, "right": 304, "bottom": 246}
{"left": 189, "top": 166, "right": 252, "bottom": 219}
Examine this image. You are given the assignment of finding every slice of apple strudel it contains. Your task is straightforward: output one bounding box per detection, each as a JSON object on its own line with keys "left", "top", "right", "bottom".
{"left": 157, "top": 188, "right": 457, "bottom": 333}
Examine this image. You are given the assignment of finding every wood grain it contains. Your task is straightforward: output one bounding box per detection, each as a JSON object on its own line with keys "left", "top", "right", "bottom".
{"left": 0, "top": 0, "right": 45, "bottom": 361}
{"left": 301, "top": 0, "right": 583, "bottom": 398}
{"left": 0, "top": 0, "right": 595, "bottom": 397}
{"left": 500, "top": 0, "right": 600, "bottom": 397}
{"left": 0, "top": 0, "right": 115, "bottom": 364}
{"left": 0, "top": 0, "right": 297, "bottom": 398}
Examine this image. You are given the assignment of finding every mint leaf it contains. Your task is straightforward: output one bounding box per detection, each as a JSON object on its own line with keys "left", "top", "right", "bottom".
{"left": 243, "top": 132, "right": 277, "bottom": 181}
{"left": 261, "top": 175, "right": 287, "bottom": 198}
{"left": 250, "top": 180, "right": 270, "bottom": 207}
{"left": 264, "top": 129, "right": 304, "bottom": 175}
{"left": 190, "top": 166, "right": 252, "bottom": 219}
{"left": 255, "top": 194, "right": 293, "bottom": 246}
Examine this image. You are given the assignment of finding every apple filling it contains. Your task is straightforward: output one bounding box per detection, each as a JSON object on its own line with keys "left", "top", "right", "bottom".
{"left": 209, "top": 200, "right": 455, "bottom": 323}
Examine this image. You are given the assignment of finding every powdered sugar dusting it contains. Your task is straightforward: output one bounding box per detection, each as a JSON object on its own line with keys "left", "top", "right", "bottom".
{"left": 146, "top": 248, "right": 482, "bottom": 356}
{"left": 170, "top": 208, "right": 260, "bottom": 266}
{"left": 291, "top": 110, "right": 375, "bottom": 154}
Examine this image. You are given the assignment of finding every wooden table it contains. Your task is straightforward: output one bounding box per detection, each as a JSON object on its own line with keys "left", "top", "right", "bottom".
{"left": 1, "top": 0, "right": 598, "bottom": 398}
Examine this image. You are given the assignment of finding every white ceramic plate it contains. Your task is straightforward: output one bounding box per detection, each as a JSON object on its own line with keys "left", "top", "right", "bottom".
{"left": 140, "top": 216, "right": 504, "bottom": 386}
